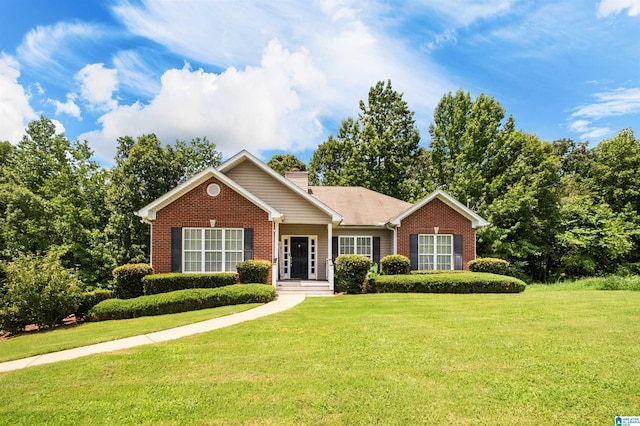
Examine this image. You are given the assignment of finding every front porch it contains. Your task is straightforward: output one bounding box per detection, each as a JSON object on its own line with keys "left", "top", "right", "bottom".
{"left": 276, "top": 280, "right": 334, "bottom": 296}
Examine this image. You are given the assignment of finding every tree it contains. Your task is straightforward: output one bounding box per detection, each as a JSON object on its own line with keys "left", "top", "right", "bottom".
{"left": 105, "top": 134, "right": 222, "bottom": 266}
{"left": 588, "top": 128, "right": 640, "bottom": 213}
{"left": 309, "top": 118, "right": 358, "bottom": 186}
{"left": 309, "top": 80, "right": 427, "bottom": 201}
{"left": 555, "top": 196, "right": 634, "bottom": 276}
{"left": 587, "top": 128, "right": 640, "bottom": 265}
{"left": 267, "top": 154, "right": 306, "bottom": 176}
{"left": 0, "top": 249, "right": 81, "bottom": 333}
{"left": 1, "top": 116, "right": 112, "bottom": 287}
{"left": 429, "top": 91, "right": 561, "bottom": 280}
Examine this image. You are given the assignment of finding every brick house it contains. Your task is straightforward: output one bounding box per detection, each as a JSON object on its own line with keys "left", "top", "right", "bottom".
{"left": 136, "top": 150, "right": 488, "bottom": 293}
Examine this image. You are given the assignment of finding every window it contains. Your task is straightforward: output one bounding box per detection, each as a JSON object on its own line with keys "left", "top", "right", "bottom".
{"left": 339, "top": 236, "right": 372, "bottom": 259}
{"left": 418, "top": 234, "right": 452, "bottom": 270}
{"left": 183, "top": 228, "right": 243, "bottom": 273}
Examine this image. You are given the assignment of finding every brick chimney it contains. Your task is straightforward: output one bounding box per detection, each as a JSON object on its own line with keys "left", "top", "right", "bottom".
{"left": 285, "top": 165, "right": 309, "bottom": 192}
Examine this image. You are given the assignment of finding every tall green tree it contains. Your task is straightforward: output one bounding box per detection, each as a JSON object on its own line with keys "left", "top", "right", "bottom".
{"left": 267, "top": 154, "right": 306, "bottom": 176}
{"left": 1, "top": 116, "right": 112, "bottom": 286}
{"left": 587, "top": 128, "right": 640, "bottom": 265}
{"left": 309, "top": 80, "right": 428, "bottom": 201}
{"left": 105, "top": 135, "right": 222, "bottom": 266}
{"left": 555, "top": 196, "right": 634, "bottom": 276}
{"left": 429, "top": 91, "right": 561, "bottom": 280}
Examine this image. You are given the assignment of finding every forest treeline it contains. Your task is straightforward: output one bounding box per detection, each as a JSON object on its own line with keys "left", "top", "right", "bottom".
{"left": 1, "top": 81, "right": 639, "bottom": 285}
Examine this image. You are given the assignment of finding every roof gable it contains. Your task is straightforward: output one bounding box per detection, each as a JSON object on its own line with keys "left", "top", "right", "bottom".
{"left": 135, "top": 167, "right": 282, "bottom": 222}
{"left": 218, "top": 150, "right": 343, "bottom": 224}
{"left": 390, "top": 189, "right": 489, "bottom": 228}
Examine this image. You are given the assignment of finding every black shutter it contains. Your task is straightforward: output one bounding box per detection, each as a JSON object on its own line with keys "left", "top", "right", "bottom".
{"left": 332, "top": 236, "right": 338, "bottom": 262}
{"left": 171, "top": 227, "right": 182, "bottom": 272}
{"left": 409, "top": 234, "right": 418, "bottom": 270}
{"left": 373, "top": 237, "right": 381, "bottom": 270}
{"left": 244, "top": 228, "right": 254, "bottom": 260}
{"left": 453, "top": 234, "right": 463, "bottom": 270}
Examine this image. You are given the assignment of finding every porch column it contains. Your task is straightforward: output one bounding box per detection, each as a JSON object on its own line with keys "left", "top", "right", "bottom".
{"left": 272, "top": 221, "right": 279, "bottom": 286}
{"left": 327, "top": 223, "right": 334, "bottom": 291}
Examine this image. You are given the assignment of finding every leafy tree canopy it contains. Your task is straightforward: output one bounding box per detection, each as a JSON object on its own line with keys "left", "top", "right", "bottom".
{"left": 310, "top": 80, "right": 428, "bottom": 201}
{"left": 267, "top": 154, "right": 306, "bottom": 176}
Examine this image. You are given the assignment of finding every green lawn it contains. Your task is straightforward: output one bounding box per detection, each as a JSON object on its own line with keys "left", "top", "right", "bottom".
{"left": 1, "top": 289, "right": 638, "bottom": 425}
{"left": 0, "top": 303, "right": 260, "bottom": 363}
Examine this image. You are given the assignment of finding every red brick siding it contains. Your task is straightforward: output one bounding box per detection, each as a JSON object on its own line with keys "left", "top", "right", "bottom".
{"left": 151, "top": 176, "right": 272, "bottom": 281}
{"left": 397, "top": 198, "right": 476, "bottom": 270}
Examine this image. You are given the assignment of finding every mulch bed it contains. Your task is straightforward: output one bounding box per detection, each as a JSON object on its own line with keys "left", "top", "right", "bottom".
{"left": 0, "top": 315, "right": 78, "bottom": 341}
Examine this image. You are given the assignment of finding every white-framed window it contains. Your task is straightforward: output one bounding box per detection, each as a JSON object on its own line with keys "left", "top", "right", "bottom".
{"left": 338, "top": 236, "right": 373, "bottom": 259}
{"left": 183, "top": 228, "right": 243, "bottom": 273}
{"left": 418, "top": 234, "right": 453, "bottom": 270}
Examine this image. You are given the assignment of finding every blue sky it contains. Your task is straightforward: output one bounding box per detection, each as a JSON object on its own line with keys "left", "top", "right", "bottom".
{"left": 1, "top": 0, "right": 639, "bottom": 165}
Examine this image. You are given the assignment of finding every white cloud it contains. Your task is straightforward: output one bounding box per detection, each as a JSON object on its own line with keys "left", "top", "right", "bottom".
{"left": 412, "top": 0, "right": 514, "bottom": 26}
{"left": 597, "top": 0, "right": 640, "bottom": 17}
{"left": 17, "top": 22, "right": 101, "bottom": 68}
{"left": 79, "top": 40, "right": 327, "bottom": 162}
{"left": 82, "top": 0, "right": 451, "bottom": 163}
{"left": 49, "top": 94, "right": 81, "bottom": 118}
{"left": 568, "top": 119, "right": 611, "bottom": 140}
{"left": 568, "top": 87, "right": 640, "bottom": 140}
{"left": 572, "top": 88, "right": 640, "bottom": 120}
{"left": 75, "top": 63, "right": 118, "bottom": 111}
{"left": 0, "top": 54, "right": 37, "bottom": 143}
{"left": 112, "top": 50, "right": 160, "bottom": 96}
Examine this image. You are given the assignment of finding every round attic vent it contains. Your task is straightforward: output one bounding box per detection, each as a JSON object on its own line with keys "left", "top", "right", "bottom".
{"left": 207, "top": 183, "right": 221, "bottom": 197}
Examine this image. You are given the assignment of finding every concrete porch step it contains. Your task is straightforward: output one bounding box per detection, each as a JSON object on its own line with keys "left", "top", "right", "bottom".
{"left": 276, "top": 281, "right": 334, "bottom": 296}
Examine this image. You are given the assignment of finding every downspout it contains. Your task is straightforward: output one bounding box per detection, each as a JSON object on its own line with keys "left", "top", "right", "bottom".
{"left": 386, "top": 223, "right": 397, "bottom": 254}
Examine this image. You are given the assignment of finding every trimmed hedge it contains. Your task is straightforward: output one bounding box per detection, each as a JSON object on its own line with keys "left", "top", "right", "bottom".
{"left": 237, "top": 260, "right": 271, "bottom": 284}
{"left": 88, "top": 284, "right": 276, "bottom": 321}
{"left": 112, "top": 264, "right": 153, "bottom": 299}
{"left": 468, "top": 257, "right": 511, "bottom": 276}
{"left": 142, "top": 272, "right": 237, "bottom": 295}
{"left": 335, "top": 254, "right": 372, "bottom": 294}
{"left": 380, "top": 255, "right": 410, "bottom": 275}
{"left": 75, "top": 289, "right": 114, "bottom": 319}
{"left": 372, "top": 272, "right": 526, "bottom": 294}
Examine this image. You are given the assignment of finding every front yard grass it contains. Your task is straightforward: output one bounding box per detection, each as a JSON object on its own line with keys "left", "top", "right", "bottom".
{"left": 1, "top": 288, "right": 638, "bottom": 425}
{"left": 0, "top": 303, "right": 260, "bottom": 363}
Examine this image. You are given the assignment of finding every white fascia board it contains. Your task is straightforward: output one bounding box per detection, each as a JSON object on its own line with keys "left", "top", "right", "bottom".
{"left": 389, "top": 189, "right": 489, "bottom": 228}
{"left": 135, "top": 166, "right": 282, "bottom": 222}
{"left": 218, "top": 150, "right": 344, "bottom": 224}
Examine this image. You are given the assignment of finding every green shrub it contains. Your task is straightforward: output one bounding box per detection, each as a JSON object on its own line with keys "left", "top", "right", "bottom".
{"left": 75, "top": 289, "right": 114, "bottom": 319}
{"left": 372, "top": 272, "right": 526, "bottom": 294}
{"left": 335, "top": 254, "right": 372, "bottom": 294}
{"left": 112, "top": 264, "right": 153, "bottom": 299}
{"left": 592, "top": 275, "right": 640, "bottom": 291}
{"left": 142, "top": 272, "right": 238, "bottom": 295}
{"left": 236, "top": 260, "right": 271, "bottom": 284}
{"left": 0, "top": 250, "right": 81, "bottom": 333}
{"left": 468, "top": 258, "right": 511, "bottom": 275}
{"left": 380, "top": 254, "right": 410, "bottom": 275}
{"left": 88, "top": 284, "right": 275, "bottom": 321}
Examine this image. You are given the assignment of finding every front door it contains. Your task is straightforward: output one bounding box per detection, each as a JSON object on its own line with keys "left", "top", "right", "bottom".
{"left": 290, "top": 237, "right": 309, "bottom": 279}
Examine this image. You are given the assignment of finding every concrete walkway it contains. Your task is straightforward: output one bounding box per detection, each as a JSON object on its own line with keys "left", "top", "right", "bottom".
{"left": 0, "top": 294, "right": 305, "bottom": 373}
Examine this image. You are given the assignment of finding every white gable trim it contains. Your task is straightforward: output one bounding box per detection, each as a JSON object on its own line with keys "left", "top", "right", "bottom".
{"left": 135, "top": 167, "right": 282, "bottom": 222}
{"left": 218, "top": 150, "right": 343, "bottom": 225}
{"left": 389, "top": 189, "right": 489, "bottom": 229}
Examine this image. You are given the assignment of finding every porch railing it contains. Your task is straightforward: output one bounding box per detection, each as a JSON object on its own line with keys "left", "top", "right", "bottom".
{"left": 326, "top": 258, "right": 334, "bottom": 292}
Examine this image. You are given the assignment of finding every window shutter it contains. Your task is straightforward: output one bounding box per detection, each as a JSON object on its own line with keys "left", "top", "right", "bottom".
{"left": 373, "top": 237, "right": 381, "bottom": 269}
{"left": 409, "top": 234, "right": 418, "bottom": 270}
{"left": 453, "top": 234, "right": 463, "bottom": 270}
{"left": 171, "top": 227, "right": 182, "bottom": 272}
{"left": 332, "top": 237, "right": 338, "bottom": 262}
{"left": 244, "top": 228, "right": 254, "bottom": 260}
